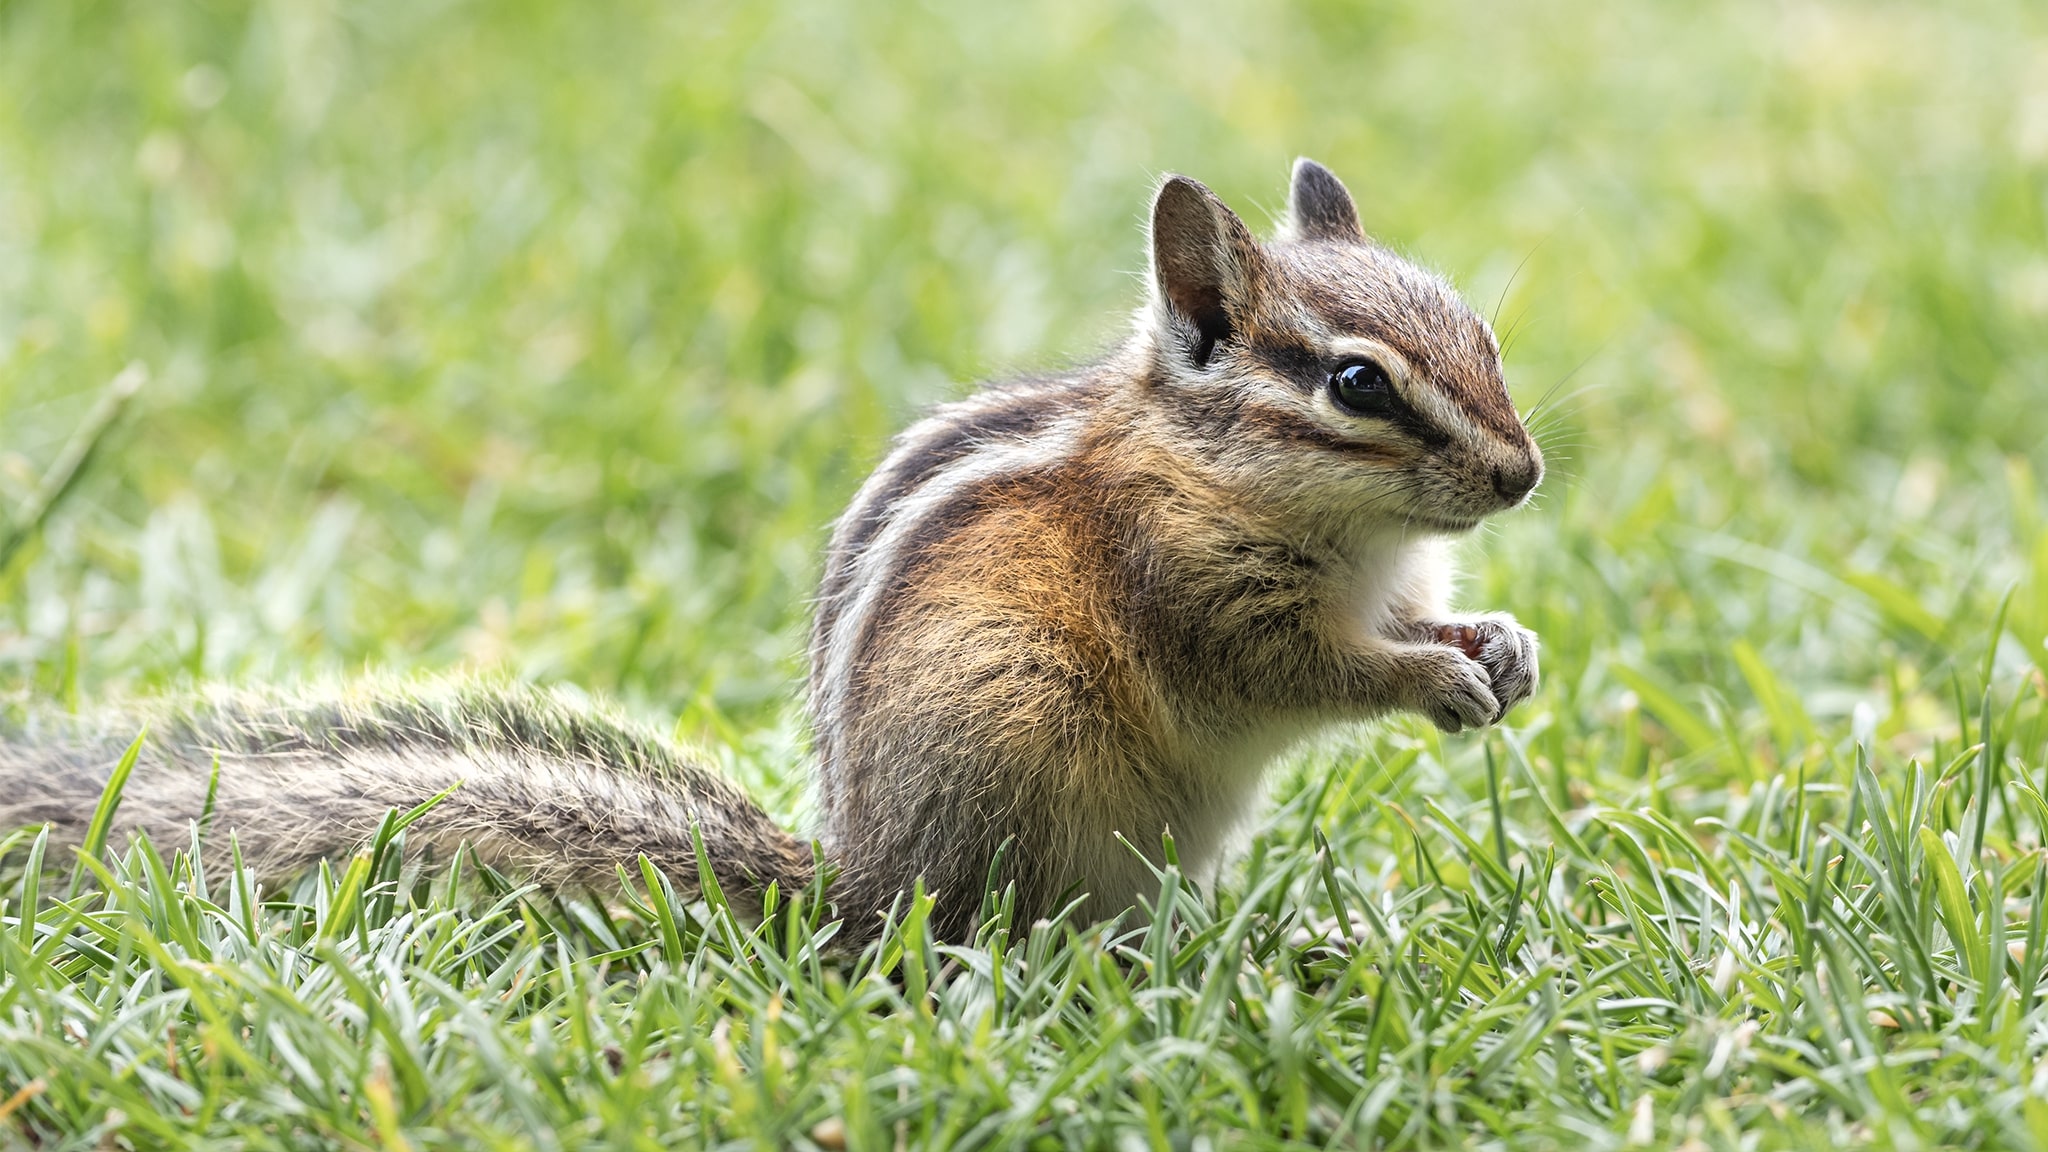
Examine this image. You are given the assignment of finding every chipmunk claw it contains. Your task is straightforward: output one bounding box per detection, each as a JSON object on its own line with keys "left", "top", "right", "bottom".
{"left": 1410, "top": 648, "right": 1501, "bottom": 733}
{"left": 1432, "top": 614, "right": 1539, "bottom": 722}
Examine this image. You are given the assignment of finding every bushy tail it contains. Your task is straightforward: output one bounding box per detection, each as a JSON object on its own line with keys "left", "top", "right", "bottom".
{"left": 0, "top": 679, "right": 817, "bottom": 905}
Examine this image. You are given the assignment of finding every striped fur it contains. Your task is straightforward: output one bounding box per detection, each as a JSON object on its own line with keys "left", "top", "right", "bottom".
{"left": 0, "top": 160, "right": 1542, "bottom": 944}
{"left": 0, "top": 679, "right": 813, "bottom": 903}
{"left": 810, "top": 160, "right": 1544, "bottom": 939}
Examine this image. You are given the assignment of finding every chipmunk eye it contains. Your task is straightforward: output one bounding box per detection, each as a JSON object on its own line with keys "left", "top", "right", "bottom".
{"left": 1329, "top": 360, "right": 1396, "bottom": 416}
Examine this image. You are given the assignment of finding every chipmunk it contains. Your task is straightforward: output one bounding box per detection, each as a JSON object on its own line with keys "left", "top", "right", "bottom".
{"left": 0, "top": 159, "right": 1541, "bottom": 943}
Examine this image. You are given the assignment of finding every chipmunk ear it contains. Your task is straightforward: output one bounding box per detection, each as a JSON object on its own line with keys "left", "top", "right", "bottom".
{"left": 1285, "top": 158, "right": 1363, "bottom": 243}
{"left": 1149, "top": 175, "right": 1263, "bottom": 368}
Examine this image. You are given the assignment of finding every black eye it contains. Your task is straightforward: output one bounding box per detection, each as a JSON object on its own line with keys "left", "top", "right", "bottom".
{"left": 1329, "top": 360, "right": 1396, "bottom": 415}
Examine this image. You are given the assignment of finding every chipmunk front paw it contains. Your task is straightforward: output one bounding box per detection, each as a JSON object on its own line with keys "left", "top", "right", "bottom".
{"left": 1430, "top": 614, "right": 1539, "bottom": 721}
{"left": 1405, "top": 647, "right": 1501, "bottom": 733}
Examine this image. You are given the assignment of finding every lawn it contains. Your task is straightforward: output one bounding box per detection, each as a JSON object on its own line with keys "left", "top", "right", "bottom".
{"left": 3, "top": 0, "right": 2047, "bottom": 1146}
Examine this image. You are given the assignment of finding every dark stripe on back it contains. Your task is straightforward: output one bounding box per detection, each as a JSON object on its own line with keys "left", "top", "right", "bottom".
{"left": 815, "top": 383, "right": 1079, "bottom": 642}
{"left": 842, "top": 386, "right": 1077, "bottom": 559}
{"left": 833, "top": 474, "right": 1009, "bottom": 713}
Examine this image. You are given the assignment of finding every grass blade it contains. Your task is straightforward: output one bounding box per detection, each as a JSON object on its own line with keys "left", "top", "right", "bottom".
{"left": 66, "top": 727, "right": 146, "bottom": 898}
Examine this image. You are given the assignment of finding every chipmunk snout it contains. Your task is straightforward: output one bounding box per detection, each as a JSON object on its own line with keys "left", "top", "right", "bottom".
{"left": 1490, "top": 460, "right": 1540, "bottom": 506}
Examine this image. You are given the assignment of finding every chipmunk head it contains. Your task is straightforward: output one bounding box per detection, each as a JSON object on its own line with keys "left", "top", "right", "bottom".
{"left": 1134, "top": 158, "right": 1541, "bottom": 536}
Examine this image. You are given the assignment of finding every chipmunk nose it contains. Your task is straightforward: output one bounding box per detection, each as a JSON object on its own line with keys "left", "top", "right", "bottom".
{"left": 1491, "top": 462, "right": 1538, "bottom": 505}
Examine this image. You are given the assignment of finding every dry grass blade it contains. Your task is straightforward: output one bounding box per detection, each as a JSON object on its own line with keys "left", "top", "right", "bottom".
{"left": 0, "top": 362, "right": 146, "bottom": 576}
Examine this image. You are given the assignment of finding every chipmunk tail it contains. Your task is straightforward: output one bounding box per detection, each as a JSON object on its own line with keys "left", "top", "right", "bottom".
{"left": 0, "top": 678, "right": 817, "bottom": 908}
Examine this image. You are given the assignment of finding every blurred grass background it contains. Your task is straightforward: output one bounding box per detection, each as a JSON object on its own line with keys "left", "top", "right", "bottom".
{"left": 3, "top": 0, "right": 2044, "bottom": 741}
{"left": 7, "top": 0, "right": 2048, "bottom": 1144}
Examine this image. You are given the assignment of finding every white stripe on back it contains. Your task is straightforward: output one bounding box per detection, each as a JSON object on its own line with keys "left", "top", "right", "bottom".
{"left": 813, "top": 413, "right": 1087, "bottom": 737}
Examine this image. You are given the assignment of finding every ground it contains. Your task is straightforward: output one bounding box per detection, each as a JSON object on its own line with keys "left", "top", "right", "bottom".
{"left": 2, "top": 0, "right": 2046, "bottom": 1147}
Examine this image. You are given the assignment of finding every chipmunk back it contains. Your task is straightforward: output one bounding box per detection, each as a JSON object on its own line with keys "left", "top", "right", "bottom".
{"left": 1, "top": 159, "right": 1540, "bottom": 943}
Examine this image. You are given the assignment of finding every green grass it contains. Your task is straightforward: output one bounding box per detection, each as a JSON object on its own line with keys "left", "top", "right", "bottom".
{"left": 3, "top": 0, "right": 2048, "bottom": 1146}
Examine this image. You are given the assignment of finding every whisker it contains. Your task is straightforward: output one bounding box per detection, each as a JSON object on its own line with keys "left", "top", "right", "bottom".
{"left": 1522, "top": 349, "right": 1609, "bottom": 425}
{"left": 1497, "top": 304, "right": 1538, "bottom": 359}
{"left": 1490, "top": 235, "right": 1554, "bottom": 331}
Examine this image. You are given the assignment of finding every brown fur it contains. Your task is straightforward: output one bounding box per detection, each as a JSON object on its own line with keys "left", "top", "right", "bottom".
{"left": 810, "top": 159, "right": 1544, "bottom": 939}
{"left": 2, "top": 159, "right": 1543, "bottom": 945}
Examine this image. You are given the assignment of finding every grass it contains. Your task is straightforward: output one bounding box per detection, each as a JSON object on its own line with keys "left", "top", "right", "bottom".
{"left": 2, "top": 0, "right": 2047, "bottom": 1146}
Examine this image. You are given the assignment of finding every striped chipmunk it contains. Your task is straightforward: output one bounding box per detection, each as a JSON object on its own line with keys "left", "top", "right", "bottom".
{"left": 0, "top": 159, "right": 1542, "bottom": 944}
